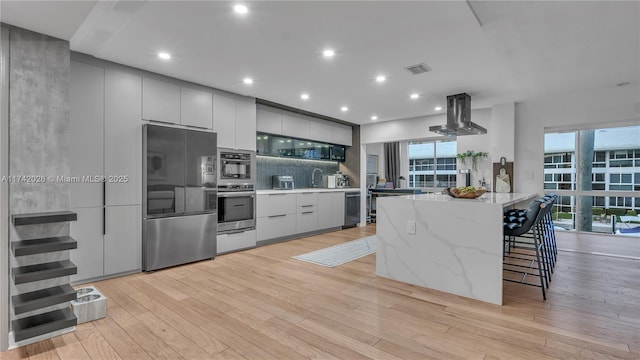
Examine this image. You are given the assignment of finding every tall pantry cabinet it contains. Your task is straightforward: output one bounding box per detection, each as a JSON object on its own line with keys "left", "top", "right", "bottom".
{"left": 69, "top": 59, "right": 142, "bottom": 283}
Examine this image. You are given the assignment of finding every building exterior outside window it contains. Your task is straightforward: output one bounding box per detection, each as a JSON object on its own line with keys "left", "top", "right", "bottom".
{"left": 408, "top": 141, "right": 456, "bottom": 190}
{"left": 544, "top": 126, "right": 640, "bottom": 234}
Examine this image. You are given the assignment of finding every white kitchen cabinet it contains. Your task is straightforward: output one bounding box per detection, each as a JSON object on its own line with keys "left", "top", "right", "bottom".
{"left": 70, "top": 207, "right": 104, "bottom": 283}
{"left": 70, "top": 60, "right": 104, "bottom": 209}
{"left": 309, "top": 119, "right": 333, "bottom": 143}
{"left": 181, "top": 85, "right": 213, "bottom": 129}
{"left": 333, "top": 123, "right": 353, "bottom": 146}
{"left": 296, "top": 192, "right": 318, "bottom": 233}
{"left": 257, "top": 193, "right": 296, "bottom": 217}
{"left": 282, "top": 113, "right": 309, "bottom": 139}
{"left": 105, "top": 68, "right": 142, "bottom": 206}
{"left": 256, "top": 106, "right": 283, "bottom": 134}
{"left": 217, "top": 229, "right": 257, "bottom": 254}
{"left": 142, "top": 76, "right": 180, "bottom": 124}
{"left": 317, "top": 191, "right": 345, "bottom": 229}
{"left": 104, "top": 205, "right": 142, "bottom": 275}
{"left": 70, "top": 59, "right": 144, "bottom": 283}
{"left": 213, "top": 92, "right": 237, "bottom": 149}
{"left": 296, "top": 192, "right": 317, "bottom": 207}
{"left": 257, "top": 214, "right": 296, "bottom": 241}
{"left": 235, "top": 96, "right": 257, "bottom": 151}
{"left": 296, "top": 210, "right": 318, "bottom": 233}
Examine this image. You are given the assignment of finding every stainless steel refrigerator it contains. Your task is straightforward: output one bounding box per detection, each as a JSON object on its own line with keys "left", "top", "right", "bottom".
{"left": 143, "top": 124, "right": 217, "bottom": 271}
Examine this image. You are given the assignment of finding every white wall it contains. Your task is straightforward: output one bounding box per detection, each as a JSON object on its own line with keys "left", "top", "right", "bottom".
{"left": 361, "top": 108, "right": 502, "bottom": 187}
{"left": 515, "top": 85, "right": 640, "bottom": 194}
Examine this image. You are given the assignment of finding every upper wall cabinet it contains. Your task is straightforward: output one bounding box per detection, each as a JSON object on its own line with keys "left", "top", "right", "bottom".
{"left": 256, "top": 106, "right": 283, "bottom": 134}
{"left": 309, "top": 119, "right": 333, "bottom": 143}
{"left": 333, "top": 123, "right": 352, "bottom": 146}
{"left": 257, "top": 105, "right": 352, "bottom": 146}
{"left": 282, "top": 113, "right": 310, "bottom": 139}
{"left": 213, "top": 92, "right": 256, "bottom": 151}
{"left": 181, "top": 85, "right": 213, "bottom": 129}
{"left": 142, "top": 77, "right": 180, "bottom": 124}
{"left": 235, "top": 96, "right": 257, "bottom": 150}
{"left": 142, "top": 76, "right": 214, "bottom": 129}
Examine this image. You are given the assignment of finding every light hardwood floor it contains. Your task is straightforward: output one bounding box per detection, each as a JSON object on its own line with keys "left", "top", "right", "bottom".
{"left": 5, "top": 225, "right": 639, "bottom": 359}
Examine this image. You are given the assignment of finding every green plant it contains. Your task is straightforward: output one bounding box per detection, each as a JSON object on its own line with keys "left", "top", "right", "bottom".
{"left": 626, "top": 210, "right": 637, "bottom": 216}
{"left": 456, "top": 150, "right": 488, "bottom": 171}
{"left": 592, "top": 208, "right": 604, "bottom": 216}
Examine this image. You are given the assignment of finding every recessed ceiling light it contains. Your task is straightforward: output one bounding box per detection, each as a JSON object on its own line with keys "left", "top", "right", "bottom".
{"left": 434, "top": 106, "right": 442, "bottom": 111}
{"left": 243, "top": 77, "right": 253, "bottom": 85}
{"left": 233, "top": 4, "right": 248, "bottom": 14}
{"left": 323, "top": 49, "right": 335, "bottom": 58}
{"left": 157, "top": 52, "right": 171, "bottom": 60}
{"left": 300, "top": 93, "right": 310, "bottom": 100}
{"left": 410, "top": 93, "right": 419, "bottom": 99}
{"left": 341, "top": 106, "right": 349, "bottom": 112}
{"left": 375, "top": 75, "right": 386, "bottom": 83}
{"left": 371, "top": 115, "right": 378, "bottom": 121}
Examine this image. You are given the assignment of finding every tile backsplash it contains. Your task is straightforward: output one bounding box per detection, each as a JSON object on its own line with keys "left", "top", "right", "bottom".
{"left": 257, "top": 156, "right": 339, "bottom": 189}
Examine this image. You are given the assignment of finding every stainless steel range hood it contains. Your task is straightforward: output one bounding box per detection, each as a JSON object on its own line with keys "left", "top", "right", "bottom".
{"left": 429, "top": 93, "right": 487, "bottom": 136}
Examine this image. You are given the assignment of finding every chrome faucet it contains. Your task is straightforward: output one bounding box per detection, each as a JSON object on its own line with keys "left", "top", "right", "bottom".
{"left": 311, "top": 168, "right": 324, "bottom": 187}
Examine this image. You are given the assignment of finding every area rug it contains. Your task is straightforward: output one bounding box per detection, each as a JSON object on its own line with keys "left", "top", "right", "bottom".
{"left": 292, "top": 236, "right": 376, "bottom": 267}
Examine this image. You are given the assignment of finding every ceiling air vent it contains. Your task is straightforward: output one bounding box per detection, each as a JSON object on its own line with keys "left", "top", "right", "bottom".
{"left": 404, "top": 63, "right": 431, "bottom": 75}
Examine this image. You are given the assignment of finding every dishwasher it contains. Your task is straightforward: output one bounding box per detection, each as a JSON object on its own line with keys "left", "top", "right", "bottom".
{"left": 344, "top": 191, "right": 361, "bottom": 228}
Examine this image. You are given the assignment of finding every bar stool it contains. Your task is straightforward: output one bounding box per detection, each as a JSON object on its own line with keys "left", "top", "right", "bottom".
{"left": 503, "top": 198, "right": 549, "bottom": 300}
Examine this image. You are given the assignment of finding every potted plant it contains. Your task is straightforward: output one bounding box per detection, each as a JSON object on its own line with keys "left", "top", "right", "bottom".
{"left": 456, "top": 150, "right": 488, "bottom": 171}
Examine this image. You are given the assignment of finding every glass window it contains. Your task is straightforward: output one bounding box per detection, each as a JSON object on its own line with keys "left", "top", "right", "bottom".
{"left": 544, "top": 125, "right": 640, "bottom": 234}
{"left": 408, "top": 141, "right": 456, "bottom": 191}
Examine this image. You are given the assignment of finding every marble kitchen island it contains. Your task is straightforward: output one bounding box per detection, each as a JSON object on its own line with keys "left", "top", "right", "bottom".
{"left": 376, "top": 192, "right": 537, "bottom": 305}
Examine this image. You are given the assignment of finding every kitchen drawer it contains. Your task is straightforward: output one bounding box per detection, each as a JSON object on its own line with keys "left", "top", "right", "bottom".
{"left": 257, "top": 215, "right": 296, "bottom": 241}
{"left": 296, "top": 210, "right": 318, "bottom": 234}
{"left": 217, "top": 229, "right": 256, "bottom": 255}
{"left": 296, "top": 192, "right": 317, "bottom": 207}
{"left": 257, "top": 193, "right": 296, "bottom": 217}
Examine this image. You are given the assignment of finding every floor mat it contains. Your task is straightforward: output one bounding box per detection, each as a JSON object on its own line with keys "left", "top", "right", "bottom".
{"left": 292, "top": 235, "right": 376, "bottom": 267}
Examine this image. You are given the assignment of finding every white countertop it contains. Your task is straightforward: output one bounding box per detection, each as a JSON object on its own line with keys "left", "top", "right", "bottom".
{"left": 257, "top": 188, "right": 360, "bottom": 195}
{"left": 396, "top": 192, "right": 538, "bottom": 207}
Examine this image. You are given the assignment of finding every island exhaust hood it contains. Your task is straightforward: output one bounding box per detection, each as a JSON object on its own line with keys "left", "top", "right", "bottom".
{"left": 429, "top": 93, "right": 487, "bottom": 136}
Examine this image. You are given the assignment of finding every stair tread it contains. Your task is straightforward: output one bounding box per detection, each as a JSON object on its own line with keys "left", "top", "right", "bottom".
{"left": 12, "top": 211, "right": 77, "bottom": 226}
{"left": 12, "top": 260, "right": 77, "bottom": 285}
{"left": 12, "top": 236, "right": 77, "bottom": 256}
{"left": 12, "top": 308, "right": 77, "bottom": 342}
{"left": 12, "top": 284, "right": 77, "bottom": 315}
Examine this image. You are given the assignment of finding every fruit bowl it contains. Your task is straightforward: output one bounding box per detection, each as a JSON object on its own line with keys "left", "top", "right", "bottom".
{"left": 444, "top": 187, "right": 487, "bottom": 199}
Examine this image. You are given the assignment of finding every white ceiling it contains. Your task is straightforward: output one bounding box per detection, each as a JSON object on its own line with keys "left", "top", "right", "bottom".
{"left": 1, "top": 1, "right": 638, "bottom": 125}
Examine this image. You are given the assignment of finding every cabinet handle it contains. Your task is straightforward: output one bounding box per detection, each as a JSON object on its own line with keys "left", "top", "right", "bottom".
{"left": 302, "top": 211, "right": 314, "bottom": 215}
{"left": 103, "top": 181, "right": 106, "bottom": 235}
{"left": 226, "top": 230, "right": 246, "bottom": 235}
{"left": 301, "top": 192, "right": 313, "bottom": 194}
{"left": 268, "top": 193, "right": 287, "bottom": 196}
{"left": 268, "top": 214, "right": 287, "bottom": 218}
{"left": 301, "top": 205, "right": 314, "bottom": 208}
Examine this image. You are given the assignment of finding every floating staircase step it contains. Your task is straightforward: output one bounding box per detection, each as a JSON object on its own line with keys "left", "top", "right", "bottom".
{"left": 12, "top": 308, "right": 77, "bottom": 342}
{"left": 12, "top": 260, "right": 77, "bottom": 285}
{"left": 12, "top": 211, "right": 77, "bottom": 226}
{"left": 12, "top": 284, "right": 77, "bottom": 315}
{"left": 12, "top": 236, "right": 77, "bottom": 256}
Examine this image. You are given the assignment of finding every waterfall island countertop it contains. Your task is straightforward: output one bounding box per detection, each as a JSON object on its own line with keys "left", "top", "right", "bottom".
{"left": 375, "top": 192, "right": 537, "bottom": 305}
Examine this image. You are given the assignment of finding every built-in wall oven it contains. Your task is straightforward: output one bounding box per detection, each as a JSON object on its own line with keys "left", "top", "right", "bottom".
{"left": 218, "top": 148, "right": 255, "bottom": 184}
{"left": 217, "top": 184, "right": 256, "bottom": 233}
